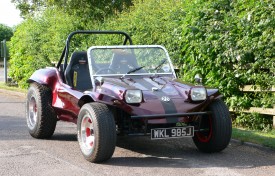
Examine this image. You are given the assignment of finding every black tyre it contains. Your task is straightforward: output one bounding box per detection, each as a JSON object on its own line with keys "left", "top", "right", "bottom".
{"left": 77, "top": 102, "right": 116, "bottom": 163}
{"left": 26, "top": 83, "right": 57, "bottom": 138}
{"left": 193, "top": 99, "right": 232, "bottom": 152}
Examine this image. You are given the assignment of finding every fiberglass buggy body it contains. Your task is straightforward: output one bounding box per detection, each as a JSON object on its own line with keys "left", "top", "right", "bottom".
{"left": 26, "top": 31, "right": 232, "bottom": 163}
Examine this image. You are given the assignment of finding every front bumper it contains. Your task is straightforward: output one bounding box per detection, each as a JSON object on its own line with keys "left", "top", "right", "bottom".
{"left": 131, "top": 111, "right": 212, "bottom": 119}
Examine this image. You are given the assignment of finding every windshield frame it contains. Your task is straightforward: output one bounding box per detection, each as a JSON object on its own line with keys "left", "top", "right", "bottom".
{"left": 87, "top": 45, "right": 177, "bottom": 88}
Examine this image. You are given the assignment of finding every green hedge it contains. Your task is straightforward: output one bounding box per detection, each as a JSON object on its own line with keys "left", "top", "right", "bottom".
{"left": 99, "top": 0, "right": 275, "bottom": 130}
{"left": 9, "top": 9, "right": 83, "bottom": 87}
{"left": 9, "top": 0, "right": 275, "bottom": 130}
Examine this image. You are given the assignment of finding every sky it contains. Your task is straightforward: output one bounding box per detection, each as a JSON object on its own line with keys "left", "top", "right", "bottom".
{"left": 0, "top": 0, "right": 23, "bottom": 27}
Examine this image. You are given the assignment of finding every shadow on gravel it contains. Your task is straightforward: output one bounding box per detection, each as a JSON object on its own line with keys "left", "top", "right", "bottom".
{"left": 2, "top": 113, "right": 275, "bottom": 169}
{"left": 35, "top": 132, "right": 275, "bottom": 169}
{"left": 103, "top": 135, "right": 275, "bottom": 169}
{"left": 51, "top": 133, "right": 77, "bottom": 141}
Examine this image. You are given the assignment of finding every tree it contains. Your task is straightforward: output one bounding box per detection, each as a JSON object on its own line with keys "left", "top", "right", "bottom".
{"left": 12, "top": 0, "right": 133, "bottom": 21}
{"left": 0, "top": 24, "right": 13, "bottom": 41}
{"left": 11, "top": 0, "right": 46, "bottom": 17}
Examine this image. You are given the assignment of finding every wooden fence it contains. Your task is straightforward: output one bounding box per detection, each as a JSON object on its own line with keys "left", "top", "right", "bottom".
{"left": 230, "top": 85, "right": 275, "bottom": 128}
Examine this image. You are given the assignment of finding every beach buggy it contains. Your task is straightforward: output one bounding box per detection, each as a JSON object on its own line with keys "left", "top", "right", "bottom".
{"left": 26, "top": 31, "right": 232, "bottom": 163}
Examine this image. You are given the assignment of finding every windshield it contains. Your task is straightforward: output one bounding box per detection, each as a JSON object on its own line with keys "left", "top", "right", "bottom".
{"left": 87, "top": 45, "right": 175, "bottom": 77}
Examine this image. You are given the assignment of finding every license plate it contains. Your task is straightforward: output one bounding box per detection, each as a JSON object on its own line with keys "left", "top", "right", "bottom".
{"left": 151, "top": 126, "right": 194, "bottom": 140}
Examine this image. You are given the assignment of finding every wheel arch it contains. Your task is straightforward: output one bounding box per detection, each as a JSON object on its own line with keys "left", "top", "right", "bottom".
{"left": 78, "top": 95, "right": 95, "bottom": 107}
{"left": 207, "top": 88, "right": 222, "bottom": 99}
{"left": 27, "top": 68, "right": 63, "bottom": 91}
{"left": 26, "top": 82, "right": 57, "bottom": 139}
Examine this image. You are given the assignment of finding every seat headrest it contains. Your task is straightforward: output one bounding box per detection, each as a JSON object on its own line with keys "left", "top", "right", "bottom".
{"left": 70, "top": 51, "right": 88, "bottom": 65}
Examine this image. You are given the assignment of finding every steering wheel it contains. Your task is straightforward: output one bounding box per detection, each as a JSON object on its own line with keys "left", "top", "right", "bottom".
{"left": 95, "top": 68, "right": 116, "bottom": 74}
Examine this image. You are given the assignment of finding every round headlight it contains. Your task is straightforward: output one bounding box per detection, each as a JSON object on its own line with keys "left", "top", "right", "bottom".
{"left": 190, "top": 87, "right": 207, "bottom": 101}
{"left": 125, "top": 90, "right": 142, "bottom": 104}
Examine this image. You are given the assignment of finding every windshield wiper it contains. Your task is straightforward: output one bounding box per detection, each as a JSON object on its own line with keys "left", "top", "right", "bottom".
{"left": 126, "top": 66, "right": 144, "bottom": 74}
{"left": 121, "top": 66, "right": 144, "bottom": 79}
{"left": 154, "top": 59, "right": 167, "bottom": 71}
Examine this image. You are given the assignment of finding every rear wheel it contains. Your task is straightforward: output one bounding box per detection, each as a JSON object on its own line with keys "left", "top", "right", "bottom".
{"left": 77, "top": 103, "right": 116, "bottom": 163}
{"left": 26, "top": 83, "right": 57, "bottom": 139}
{"left": 193, "top": 99, "right": 232, "bottom": 152}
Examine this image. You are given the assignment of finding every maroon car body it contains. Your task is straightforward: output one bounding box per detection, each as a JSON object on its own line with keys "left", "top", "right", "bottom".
{"left": 28, "top": 67, "right": 220, "bottom": 123}
{"left": 26, "top": 31, "right": 231, "bottom": 163}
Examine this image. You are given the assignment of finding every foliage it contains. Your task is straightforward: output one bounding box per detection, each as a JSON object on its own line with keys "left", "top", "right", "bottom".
{"left": 101, "top": 0, "right": 274, "bottom": 115}
{"left": 9, "top": 8, "right": 82, "bottom": 88}
{"left": 178, "top": 0, "right": 274, "bottom": 94}
{"left": 9, "top": 0, "right": 275, "bottom": 130}
{"left": 0, "top": 24, "right": 13, "bottom": 59}
{"left": 9, "top": 18, "right": 49, "bottom": 88}
{"left": 0, "top": 24, "right": 13, "bottom": 41}
{"left": 12, "top": 0, "right": 133, "bottom": 21}
{"left": 173, "top": 0, "right": 275, "bottom": 130}
{"left": 233, "top": 113, "right": 273, "bottom": 131}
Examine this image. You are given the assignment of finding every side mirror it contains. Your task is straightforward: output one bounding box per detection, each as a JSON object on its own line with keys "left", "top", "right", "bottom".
{"left": 194, "top": 74, "right": 203, "bottom": 85}
{"left": 95, "top": 76, "right": 104, "bottom": 87}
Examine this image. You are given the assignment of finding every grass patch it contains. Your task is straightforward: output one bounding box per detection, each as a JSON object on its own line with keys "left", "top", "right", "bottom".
{"left": 0, "top": 82, "right": 27, "bottom": 93}
{"left": 232, "top": 127, "right": 275, "bottom": 149}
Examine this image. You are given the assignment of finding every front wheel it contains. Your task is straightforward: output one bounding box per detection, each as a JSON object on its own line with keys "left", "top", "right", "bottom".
{"left": 193, "top": 99, "right": 232, "bottom": 152}
{"left": 77, "top": 103, "right": 116, "bottom": 163}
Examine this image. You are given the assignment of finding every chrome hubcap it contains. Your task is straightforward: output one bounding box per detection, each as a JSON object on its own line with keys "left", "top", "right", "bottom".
{"left": 80, "top": 114, "right": 95, "bottom": 154}
{"left": 28, "top": 96, "right": 37, "bottom": 129}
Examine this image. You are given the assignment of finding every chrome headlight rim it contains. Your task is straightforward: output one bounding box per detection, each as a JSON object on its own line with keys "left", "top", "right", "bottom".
{"left": 124, "top": 89, "right": 143, "bottom": 104}
{"left": 190, "top": 87, "right": 207, "bottom": 101}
